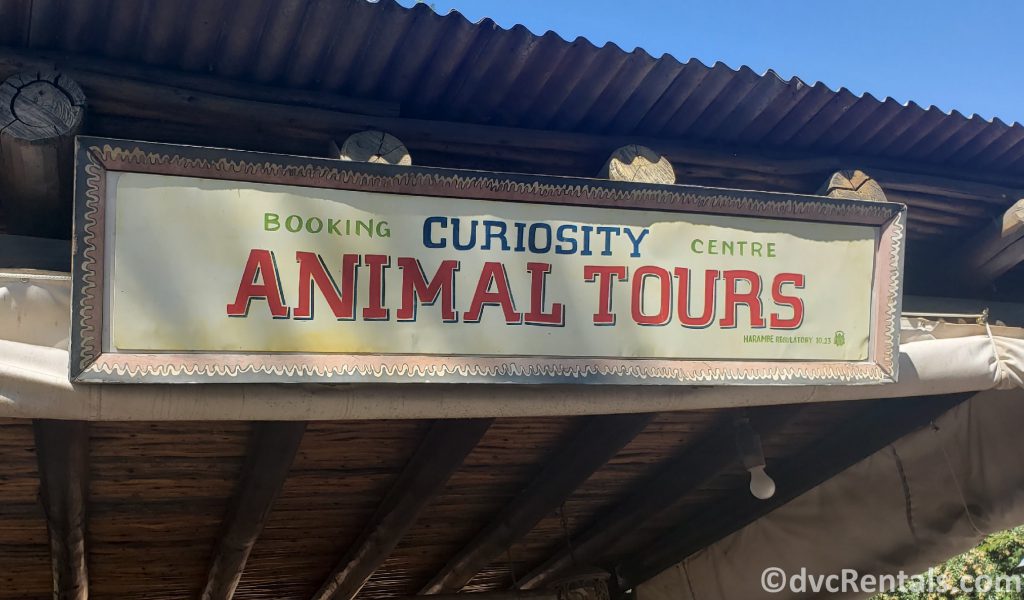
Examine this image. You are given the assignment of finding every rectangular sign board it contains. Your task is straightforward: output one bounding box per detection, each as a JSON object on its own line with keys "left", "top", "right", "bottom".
{"left": 71, "top": 138, "right": 906, "bottom": 385}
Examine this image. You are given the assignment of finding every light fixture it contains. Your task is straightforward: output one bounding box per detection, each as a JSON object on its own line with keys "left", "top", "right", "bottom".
{"left": 734, "top": 414, "right": 776, "bottom": 500}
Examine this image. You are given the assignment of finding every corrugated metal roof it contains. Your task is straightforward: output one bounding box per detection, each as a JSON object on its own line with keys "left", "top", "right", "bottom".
{"left": 2, "top": 0, "right": 1023, "bottom": 176}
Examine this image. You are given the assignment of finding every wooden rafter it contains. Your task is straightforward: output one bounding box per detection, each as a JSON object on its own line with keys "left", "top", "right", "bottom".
{"left": 33, "top": 419, "right": 90, "bottom": 600}
{"left": 311, "top": 418, "right": 493, "bottom": 600}
{"left": 516, "top": 406, "right": 802, "bottom": 591}
{"left": 201, "top": 421, "right": 307, "bottom": 600}
{"left": 421, "top": 413, "right": 655, "bottom": 594}
{"left": 616, "top": 393, "right": 973, "bottom": 588}
{"left": 958, "top": 199, "right": 1024, "bottom": 288}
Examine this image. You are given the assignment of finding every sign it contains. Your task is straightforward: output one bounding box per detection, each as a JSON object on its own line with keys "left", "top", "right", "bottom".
{"left": 71, "top": 139, "right": 906, "bottom": 385}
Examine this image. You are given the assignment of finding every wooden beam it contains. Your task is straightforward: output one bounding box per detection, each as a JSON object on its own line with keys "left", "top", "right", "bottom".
{"left": 201, "top": 421, "right": 306, "bottom": 600}
{"left": 0, "top": 49, "right": 400, "bottom": 117}
{"left": 33, "top": 419, "right": 89, "bottom": 600}
{"left": 515, "top": 406, "right": 802, "bottom": 591}
{"left": 0, "top": 70, "right": 85, "bottom": 238}
{"left": 0, "top": 233, "right": 69, "bottom": 270}
{"left": 957, "top": 199, "right": 1024, "bottom": 288}
{"left": 1, "top": 48, "right": 1021, "bottom": 197}
{"left": 421, "top": 413, "right": 655, "bottom": 594}
{"left": 311, "top": 418, "right": 493, "bottom": 600}
{"left": 870, "top": 168, "right": 1020, "bottom": 205}
{"left": 615, "top": 393, "right": 973, "bottom": 588}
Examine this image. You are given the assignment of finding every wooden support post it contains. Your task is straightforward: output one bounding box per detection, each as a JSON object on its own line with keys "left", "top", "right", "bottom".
{"left": 817, "top": 169, "right": 888, "bottom": 202}
{"left": 33, "top": 419, "right": 90, "bottom": 600}
{"left": 420, "top": 413, "right": 655, "bottom": 594}
{"left": 201, "top": 421, "right": 307, "bottom": 600}
{"left": 515, "top": 406, "right": 802, "bottom": 591}
{"left": 615, "top": 393, "right": 973, "bottom": 588}
{"left": 333, "top": 130, "right": 412, "bottom": 165}
{"left": 311, "top": 418, "right": 492, "bottom": 600}
{"left": 600, "top": 145, "right": 675, "bottom": 184}
{"left": 956, "top": 199, "right": 1024, "bottom": 288}
{"left": 0, "top": 71, "right": 85, "bottom": 238}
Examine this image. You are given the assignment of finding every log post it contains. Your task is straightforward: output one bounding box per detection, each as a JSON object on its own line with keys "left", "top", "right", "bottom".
{"left": 956, "top": 198, "right": 1024, "bottom": 289}
{"left": 34, "top": 420, "right": 90, "bottom": 600}
{"left": 333, "top": 130, "right": 411, "bottom": 165}
{"left": 0, "top": 71, "right": 86, "bottom": 238}
{"left": 600, "top": 145, "right": 675, "bottom": 184}
{"left": 817, "top": 169, "right": 887, "bottom": 202}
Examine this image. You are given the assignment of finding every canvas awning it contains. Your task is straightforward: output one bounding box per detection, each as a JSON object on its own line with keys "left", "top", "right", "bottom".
{"left": 636, "top": 387, "right": 1024, "bottom": 600}
{"left": 1, "top": 271, "right": 1022, "bottom": 599}
{"left": 0, "top": 271, "right": 1020, "bottom": 421}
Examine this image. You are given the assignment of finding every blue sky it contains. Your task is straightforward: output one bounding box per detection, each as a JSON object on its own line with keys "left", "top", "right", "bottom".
{"left": 398, "top": 0, "right": 1023, "bottom": 124}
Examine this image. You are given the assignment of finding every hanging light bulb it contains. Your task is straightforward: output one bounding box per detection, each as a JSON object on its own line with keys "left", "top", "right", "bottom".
{"left": 747, "top": 464, "right": 776, "bottom": 500}
{"left": 733, "top": 413, "right": 776, "bottom": 500}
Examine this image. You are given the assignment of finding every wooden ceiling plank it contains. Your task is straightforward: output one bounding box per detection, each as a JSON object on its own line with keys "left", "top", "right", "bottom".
{"left": 201, "top": 421, "right": 307, "bottom": 600}
{"left": 33, "top": 419, "right": 90, "bottom": 600}
{"left": 615, "top": 393, "right": 973, "bottom": 588}
{"left": 420, "top": 413, "right": 655, "bottom": 595}
{"left": 311, "top": 418, "right": 494, "bottom": 600}
{"left": 516, "top": 406, "right": 802, "bottom": 591}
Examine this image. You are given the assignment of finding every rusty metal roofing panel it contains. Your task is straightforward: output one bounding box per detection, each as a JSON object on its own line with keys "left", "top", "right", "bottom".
{"left": 761, "top": 82, "right": 836, "bottom": 146}
{"left": 731, "top": 75, "right": 816, "bottom": 144}
{"left": 927, "top": 116, "right": 993, "bottom": 162}
{"left": 3, "top": 0, "right": 1022, "bottom": 177}
{"left": 632, "top": 59, "right": 710, "bottom": 136}
{"left": 575, "top": 49, "right": 659, "bottom": 132}
{"left": 703, "top": 72, "right": 788, "bottom": 142}
{"left": 667, "top": 63, "right": 753, "bottom": 139}
{"left": 548, "top": 46, "right": 631, "bottom": 131}
{"left": 788, "top": 87, "right": 860, "bottom": 148}
{"left": 902, "top": 112, "right": 971, "bottom": 159}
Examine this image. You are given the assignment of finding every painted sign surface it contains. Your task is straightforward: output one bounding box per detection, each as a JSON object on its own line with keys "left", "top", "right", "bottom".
{"left": 72, "top": 139, "right": 906, "bottom": 384}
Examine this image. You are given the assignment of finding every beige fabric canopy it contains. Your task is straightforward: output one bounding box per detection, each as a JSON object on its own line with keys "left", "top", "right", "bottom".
{"left": 638, "top": 388, "right": 1024, "bottom": 600}
{"left": 2, "top": 274, "right": 1024, "bottom": 600}
{"left": 0, "top": 271, "right": 1020, "bottom": 421}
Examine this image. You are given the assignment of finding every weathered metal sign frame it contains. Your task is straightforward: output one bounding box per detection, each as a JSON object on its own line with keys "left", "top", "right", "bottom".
{"left": 71, "top": 138, "right": 906, "bottom": 385}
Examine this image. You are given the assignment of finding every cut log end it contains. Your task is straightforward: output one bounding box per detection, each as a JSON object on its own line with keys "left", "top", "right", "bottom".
{"left": 335, "top": 130, "right": 412, "bottom": 166}
{"left": 0, "top": 71, "right": 86, "bottom": 142}
{"left": 818, "top": 169, "right": 887, "bottom": 203}
{"left": 0, "top": 70, "right": 86, "bottom": 238}
{"left": 600, "top": 145, "right": 675, "bottom": 185}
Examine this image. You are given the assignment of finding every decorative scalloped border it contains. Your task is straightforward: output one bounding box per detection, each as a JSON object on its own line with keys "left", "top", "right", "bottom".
{"left": 70, "top": 138, "right": 905, "bottom": 385}
{"left": 79, "top": 354, "right": 888, "bottom": 385}
{"left": 72, "top": 148, "right": 107, "bottom": 372}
